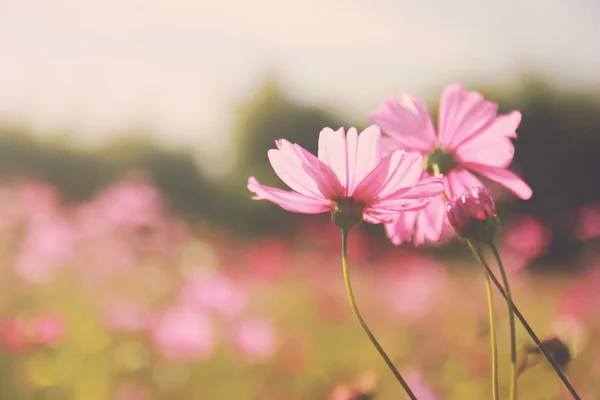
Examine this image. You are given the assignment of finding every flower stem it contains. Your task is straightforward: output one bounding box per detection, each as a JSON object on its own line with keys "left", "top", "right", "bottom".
{"left": 467, "top": 241, "right": 499, "bottom": 400}
{"left": 466, "top": 243, "right": 581, "bottom": 400}
{"left": 341, "top": 229, "right": 417, "bottom": 399}
{"left": 489, "top": 243, "right": 517, "bottom": 400}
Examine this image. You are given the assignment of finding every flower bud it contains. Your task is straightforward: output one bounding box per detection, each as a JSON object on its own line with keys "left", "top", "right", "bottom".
{"left": 447, "top": 187, "right": 499, "bottom": 244}
{"left": 518, "top": 337, "right": 574, "bottom": 376}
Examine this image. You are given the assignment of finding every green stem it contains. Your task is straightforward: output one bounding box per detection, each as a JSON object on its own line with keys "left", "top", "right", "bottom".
{"left": 467, "top": 243, "right": 581, "bottom": 400}
{"left": 490, "top": 243, "right": 517, "bottom": 400}
{"left": 341, "top": 230, "right": 417, "bottom": 399}
{"left": 468, "top": 241, "right": 499, "bottom": 400}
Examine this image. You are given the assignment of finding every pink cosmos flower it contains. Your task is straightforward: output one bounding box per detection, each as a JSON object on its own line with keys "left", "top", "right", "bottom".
{"left": 370, "top": 84, "right": 532, "bottom": 245}
{"left": 248, "top": 126, "right": 445, "bottom": 227}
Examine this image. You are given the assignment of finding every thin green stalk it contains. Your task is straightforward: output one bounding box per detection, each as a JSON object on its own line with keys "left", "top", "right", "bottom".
{"left": 467, "top": 243, "right": 581, "bottom": 400}
{"left": 468, "top": 241, "right": 499, "bottom": 400}
{"left": 341, "top": 230, "right": 417, "bottom": 399}
{"left": 490, "top": 243, "right": 517, "bottom": 400}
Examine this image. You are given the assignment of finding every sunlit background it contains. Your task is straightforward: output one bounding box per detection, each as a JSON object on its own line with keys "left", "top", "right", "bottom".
{"left": 0, "top": 1, "right": 599, "bottom": 399}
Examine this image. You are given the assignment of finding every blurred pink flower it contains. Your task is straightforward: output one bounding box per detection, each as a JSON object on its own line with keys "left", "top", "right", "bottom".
{"left": 380, "top": 253, "right": 447, "bottom": 321}
{"left": 95, "top": 173, "right": 165, "bottom": 229}
{"left": 179, "top": 273, "right": 247, "bottom": 319}
{"left": 29, "top": 312, "right": 65, "bottom": 346}
{"left": 114, "top": 381, "right": 150, "bottom": 400}
{"left": 15, "top": 216, "right": 76, "bottom": 283}
{"left": 371, "top": 84, "right": 531, "bottom": 245}
{"left": 557, "top": 268, "right": 600, "bottom": 325}
{"left": 230, "top": 318, "right": 279, "bottom": 362}
{"left": 248, "top": 126, "right": 444, "bottom": 226}
{"left": 0, "top": 317, "right": 29, "bottom": 352}
{"left": 503, "top": 215, "right": 551, "bottom": 261}
{"left": 246, "top": 239, "right": 289, "bottom": 280}
{"left": 17, "top": 180, "right": 61, "bottom": 220}
{"left": 405, "top": 369, "right": 438, "bottom": 400}
{"left": 574, "top": 203, "right": 600, "bottom": 241}
{"left": 151, "top": 307, "right": 214, "bottom": 361}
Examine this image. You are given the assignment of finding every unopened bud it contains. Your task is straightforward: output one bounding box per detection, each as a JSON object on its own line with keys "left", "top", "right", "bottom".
{"left": 447, "top": 187, "right": 499, "bottom": 244}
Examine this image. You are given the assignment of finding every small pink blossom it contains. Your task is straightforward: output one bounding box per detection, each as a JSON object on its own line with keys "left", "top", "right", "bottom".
{"left": 248, "top": 126, "right": 444, "bottom": 226}
{"left": 230, "top": 318, "right": 279, "bottom": 362}
{"left": 151, "top": 307, "right": 214, "bottom": 361}
{"left": 371, "top": 84, "right": 532, "bottom": 245}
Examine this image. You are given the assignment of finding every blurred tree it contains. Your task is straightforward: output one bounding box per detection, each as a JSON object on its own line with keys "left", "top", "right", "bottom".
{"left": 1, "top": 76, "right": 600, "bottom": 263}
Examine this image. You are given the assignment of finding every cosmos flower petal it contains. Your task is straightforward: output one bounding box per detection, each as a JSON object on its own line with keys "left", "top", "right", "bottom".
{"left": 446, "top": 168, "right": 485, "bottom": 199}
{"left": 463, "top": 163, "right": 533, "bottom": 200}
{"left": 370, "top": 93, "right": 437, "bottom": 152}
{"left": 374, "top": 179, "right": 445, "bottom": 214}
{"left": 268, "top": 140, "right": 336, "bottom": 198}
{"left": 318, "top": 127, "right": 349, "bottom": 194}
{"left": 385, "top": 212, "right": 418, "bottom": 245}
{"left": 438, "top": 84, "right": 498, "bottom": 150}
{"left": 354, "top": 151, "right": 425, "bottom": 201}
{"left": 454, "top": 111, "right": 521, "bottom": 167}
{"left": 248, "top": 177, "right": 331, "bottom": 213}
{"left": 349, "top": 125, "right": 382, "bottom": 195}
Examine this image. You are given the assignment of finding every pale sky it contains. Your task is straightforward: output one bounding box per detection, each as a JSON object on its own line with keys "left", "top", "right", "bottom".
{"left": 0, "top": 0, "right": 599, "bottom": 167}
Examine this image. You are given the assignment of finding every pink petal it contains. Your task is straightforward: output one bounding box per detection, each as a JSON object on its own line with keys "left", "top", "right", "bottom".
{"left": 414, "top": 197, "right": 447, "bottom": 245}
{"left": 363, "top": 210, "right": 393, "bottom": 224}
{"left": 446, "top": 168, "right": 485, "bottom": 199}
{"left": 462, "top": 163, "right": 532, "bottom": 200}
{"left": 383, "top": 196, "right": 446, "bottom": 246}
{"left": 385, "top": 212, "right": 417, "bottom": 245}
{"left": 349, "top": 126, "right": 382, "bottom": 195}
{"left": 438, "top": 84, "right": 498, "bottom": 150}
{"left": 353, "top": 150, "right": 424, "bottom": 201}
{"left": 372, "top": 177, "right": 445, "bottom": 213}
{"left": 248, "top": 177, "right": 331, "bottom": 213}
{"left": 318, "top": 127, "right": 349, "bottom": 195}
{"left": 454, "top": 111, "right": 521, "bottom": 168}
{"left": 369, "top": 93, "right": 437, "bottom": 153}
{"left": 268, "top": 140, "right": 336, "bottom": 198}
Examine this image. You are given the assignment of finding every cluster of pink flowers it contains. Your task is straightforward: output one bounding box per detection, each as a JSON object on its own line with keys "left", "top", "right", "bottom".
{"left": 248, "top": 84, "right": 532, "bottom": 248}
